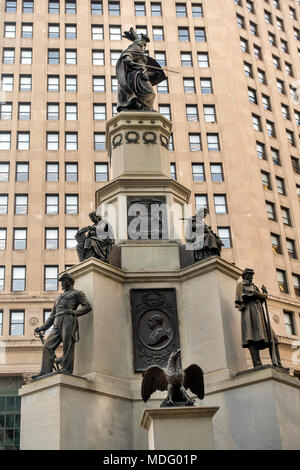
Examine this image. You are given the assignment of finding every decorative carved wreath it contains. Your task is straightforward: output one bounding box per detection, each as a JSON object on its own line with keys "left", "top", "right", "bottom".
{"left": 112, "top": 133, "right": 123, "bottom": 149}
{"left": 142, "top": 131, "right": 157, "bottom": 145}
{"left": 125, "top": 131, "right": 139, "bottom": 144}
{"left": 160, "top": 134, "right": 169, "bottom": 149}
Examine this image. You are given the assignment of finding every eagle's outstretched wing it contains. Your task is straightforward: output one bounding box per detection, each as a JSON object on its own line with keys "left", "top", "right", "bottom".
{"left": 183, "top": 364, "right": 205, "bottom": 400}
{"left": 141, "top": 366, "right": 168, "bottom": 402}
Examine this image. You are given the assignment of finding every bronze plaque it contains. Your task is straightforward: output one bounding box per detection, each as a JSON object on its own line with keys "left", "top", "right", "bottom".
{"left": 130, "top": 288, "right": 180, "bottom": 372}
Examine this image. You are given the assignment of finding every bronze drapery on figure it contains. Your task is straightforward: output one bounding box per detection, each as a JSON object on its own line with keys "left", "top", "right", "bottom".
{"left": 116, "top": 27, "right": 166, "bottom": 112}
{"left": 76, "top": 211, "right": 115, "bottom": 263}
{"left": 235, "top": 268, "right": 282, "bottom": 368}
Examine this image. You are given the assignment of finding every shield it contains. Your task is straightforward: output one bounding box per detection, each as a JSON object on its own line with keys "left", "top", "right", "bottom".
{"left": 145, "top": 56, "right": 167, "bottom": 86}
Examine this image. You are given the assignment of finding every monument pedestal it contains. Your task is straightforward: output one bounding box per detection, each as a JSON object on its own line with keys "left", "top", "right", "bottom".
{"left": 140, "top": 407, "right": 219, "bottom": 450}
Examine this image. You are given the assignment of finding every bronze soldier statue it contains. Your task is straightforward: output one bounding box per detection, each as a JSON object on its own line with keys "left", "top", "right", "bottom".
{"left": 116, "top": 27, "right": 166, "bottom": 112}
{"left": 235, "top": 268, "right": 282, "bottom": 368}
{"left": 31, "top": 273, "right": 92, "bottom": 379}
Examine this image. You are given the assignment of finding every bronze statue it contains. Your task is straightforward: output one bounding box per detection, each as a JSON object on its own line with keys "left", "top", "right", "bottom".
{"left": 141, "top": 349, "right": 204, "bottom": 407}
{"left": 116, "top": 27, "right": 166, "bottom": 112}
{"left": 76, "top": 211, "right": 114, "bottom": 263}
{"left": 31, "top": 273, "right": 92, "bottom": 379}
{"left": 235, "top": 268, "right": 282, "bottom": 368}
{"left": 185, "top": 208, "right": 223, "bottom": 262}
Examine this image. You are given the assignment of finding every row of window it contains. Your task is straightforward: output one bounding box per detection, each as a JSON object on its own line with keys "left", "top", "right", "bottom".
{"left": 266, "top": 200, "right": 293, "bottom": 226}
{"left": 2, "top": 48, "right": 211, "bottom": 68}
{"left": 252, "top": 114, "right": 297, "bottom": 146}
{"left": 0, "top": 194, "right": 80, "bottom": 215}
{"left": 5, "top": 0, "right": 204, "bottom": 18}
{"left": 0, "top": 227, "right": 77, "bottom": 250}
{"left": 271, "top": 232, "right": 297, "bottom": 259}
{"left": 248, "top": 87, "right": 300, "bottom": 125}
{"left": 236, "top": 5, "right": 298, "bottom": 33}
{"left": 0, "top": 162, "right": 108, "bottom": 182}
{"left": 235, "top": 0, "right": 298, "bottom": 18}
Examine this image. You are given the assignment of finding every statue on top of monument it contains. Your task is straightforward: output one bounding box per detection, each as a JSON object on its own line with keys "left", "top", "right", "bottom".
{"left": 75, "top": 211, "right": 115, "bottom": 263}
{"left": 235, "top": 268, "right": 283, "bottom": 369}
{"left": 116, "top": 27, "right": 166, "bottom": 112}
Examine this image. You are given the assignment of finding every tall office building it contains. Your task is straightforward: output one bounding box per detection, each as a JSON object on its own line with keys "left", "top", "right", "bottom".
{"left": 0, "top": 0, "right": 300, "bottom": 448}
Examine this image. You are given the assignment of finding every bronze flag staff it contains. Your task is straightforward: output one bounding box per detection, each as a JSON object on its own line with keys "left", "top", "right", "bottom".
{"left": 261, "top": 285, "right": 279, "bottom": 367}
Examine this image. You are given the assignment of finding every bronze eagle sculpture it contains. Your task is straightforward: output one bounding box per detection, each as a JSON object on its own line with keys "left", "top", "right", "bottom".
{"left": 141, "top": 349, "right": 204, "bottom": 407}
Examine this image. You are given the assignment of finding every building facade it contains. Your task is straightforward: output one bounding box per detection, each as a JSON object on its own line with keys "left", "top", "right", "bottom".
{"left": 0, "top": 0, "right": 300, "bottom": 449}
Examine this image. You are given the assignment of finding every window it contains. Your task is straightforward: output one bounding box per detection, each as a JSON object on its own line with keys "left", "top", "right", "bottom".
{"left": 12, "top": 267, "right": 26, "bottom": 292}
{"left": 45, "top": 228, "right": 58, "bottom": 249}
{"left": 65, "top": 49, "right": 77, "bottom": 65}
{"left": 4, "top": 23, "right": 16, "bottom": 38}
{"left": 293, "top": 274, "right": 300, "bottom": 297}
{"left": 17, "top": 132, "right": 30, "bottom": 150}
{"left": 258, "top": 69, "right": 266, "bottom": 85}
{"left": 10, "top": 311, "right": 25, "bottom": 335}
{"left": 47, "top": 75, "right": 59, "bottom": 92}
{"left": 286, "top": 129, "right": 295, "bottom": 146}
{"left": 261, "top": 171, "right": 271, "bottom": 190}
{"left": 169, "top": 134, "right": 174, "bottom": 151}
{"left": 240, "top": 38, "right": 249, "bottom": 53}
{"left": 281, "top": 39, "right": 288, "bottom": 54}
{"left": 151, "top": 2, "right": 161, "bottom": 16}
{"left": 192, "top": 4, "right": 203, "bottom": 17}
{"left": 3, "top": 48, "right": 15, "bottom": 64}
{"left": 286, "top": 239, "right": 297, "bottom": 259}
{"left": 180, "top": 52, "right": 192, "bottom": 67}
{"left": 154, "top": 52, "right": 166, "bottom": 67}
{"left": 277, "top": 269, "right": 288, "bottom": 293}
{"left": 65, "top": 132, "right": 78, "bottom": 150}
{"left": 15, "top": 194, "right": 28, "bottom": 214}
{"left": 65, "top": 103, "right": 77, "bottom": 120}
{"left": 91, "top": 1, "right": 102, "bottom": 15}
{"left": 0, "top": 163, "right": 9, "bottom": 181}
{"left": 265, "top": 10, "right": 273, "bottom": 24}
{"left": 16, "top": 163, "right": 29, "bottom": 182}
{"left": 159, "top": 105, "right": 171, "bottom": 120}
{"left": 153, "top": 27, "right": 164, "bottom": 41}
{"left": 20, "top": 49, "right": 32, "bottom": 65}
{"left": 211, "top": 164, "right": 223, "bottom": 182}
{"left": 186, "top": 105, "right": 198, "bottom": 122}
{"left": 112, "top": 103, "right": 117, "bottom": 116}
{"left": 93, "top": 76, "right": 105, "bottom": 92}
{"left": 248, "top": 88, "right": 257, "bottom": 104}
{"left": 46, "top": 132, "right": 59, "bottom": 150}
{"left": 0, "top": 103, "right": 12, "bottom": 120}
{"left": 218, "top": 227, "right": 232, "bottom": 248}
{"left": 295, "top": 111, "right": 300, "bottom": 126}
{"left": 135, "top": 2, "right": 145, "bottom": 15}
{"left": 65, "top": 0, "right": 76, "bottom": 14}
{"left": 266, "top": 121, "right": 276, "bottom": 137}
{"left": 257, "top": 142, "right": 266, "bottom": 160}
{"left": 276, "top": 177, "right": 285, "bottom": 195}
{"left": 18, "top": 103, "right": 31, "bottom": 120}
{"left": 95, "top": 163, "right": 108, "bottom": 182}
{"left": 157, "top": 80, "right": 168, "bottom": 94}
{"left": 46, "top": 194, "right": 59, "bottom": 214}
{"left": 2, "top": 75, "right": 14, "bottom": 92}
{"left": 49, "top": 0, "right": 59, "bottom": 14}
{"left": 189, "top": 133, "right": 202, "bottom": 151}
{"left": 0, "top": 195, "right": 8, "bottom": 214}
{"left": 48, "top": 24, "right": 59, "bottom": 38}
{"left": 291, "top": 157, "right": 300, "bottom": 174}
{"left": 94, "top": 133, "right": 106, "bottom": 150}
{"left": 176, "top": 3, "right": 187, "bottom": 17}
{"left": 290, "top": 7, "right": 297, "bottom": 20}
{"left": 44, "top": 266, "right": 58, "bottom": 291}
{"left": 109, "top": 1, "right": 120, "bottom": 15}
{"left": 0, "top": 132, "right": 11, "bottom": 150}
{"left": 93, "top": 103, "right": 106, "bottom": 120}
{"left": 47, "top": 103, "right": 59, "bottom": 120}
{"left": 207, "top": 134, "right": 220, "bottom": 151}
{"left": 0, "top": 229, "right": 7, "bottom": 250}
{"left": 236, "top": 14, "right": 245, "bottom": 29}
{"left": 246, "top": 1, "right": 254, "bottom": 13}
{"left": 266, "top": 201, "right": 276, "bottom": 220}
{"left": 204, "top": 105, "right": 216, "bottom": 122}
{"left": 200, "top": 78, "right": 212, "bottom": 94}
{"left": 92, "top": 25, "right": 104, "bottom": 40}
{"left": 262, "top": 95, "right": 271, "bottom": 111}
{"left": 23, "top": 23, "right": 33, "bottom": 39}
{"left": 195, "top": 194, "right": 208, "bottom": 212}
{"left": 65, "top": 75, "right": 77, "bottom": 92}
{"left": 6, "top": 1, "right": 17, "bottom": 12}
{"left": 281, "top": 206, "right": 291, "bottom": 226}
{"left": 48, "top": 49, "right": 60, "bottom": 65}
{"left": 254, "top": 46, "right": 262, "bottom": 60}
{"left": 13, "top": 229, "right": 27, "bottom": 250}
{"left": 110, "top": 51, "right": 121, "bottom": 65}
{"left": 65, "top": 194, "right": 78, "bottom": 214}
{"left": 183, "top": 78, "right": 195, "bottom": 94}
{"left": 136, "top": 26, "right": 148, "bottom": 37}
{"left": 244, "top": 62, "right": 253, "bottom": 78}
{"left": 290, "top": 85, "right": 298, "bottom": 103}
{"left": 65, "top": 163, "right": 78, "bottom": 182}
{"left": 0, "top": 267, "right": 4, "bottom": 291}
{"left": 285, "top": 62, "right": 293, "bottom": 77}
{"left": 109, "top": 26, "right": 121, "bottom": 41}
{"left": 22, "top": 1, "right": 33, "bottom": 13}
{"left": 277, "top": 79, "right": 285, "bottom": 95}
{"left": 170, "top": 163, "right": 176, "bottom": 180}
{"left": 178, "top": 28, "right": 190, "bottom": 42}
{"left": 271, "top": 233, "right": 281, "bottom": 254}
{"left": 65, "top": 228, "right": 77, "bottom": 249}
{"left": 268, "top": 33, "right": 276, "bottom": 47}
{"left": 250, "top": 22, "right": 258, "bottom": 36}
{"left": 192, "top": 164, "right": 205, "bottom": 182}
{"left": 0, "top": 311, "right": 2, "bottom": 335}
{"left": 197, "top": 53, "right": 209, "bottom": 68}
{"left": 271, "top": 148, "right": 280, "bottom": 166}
{"left": 276, "top": 17, "right": 284, "bottom": 31}
{"left": 284, "top": 311, "right": 296, "bottom": 335}
{"left": 46, "top": 162, "right": 59, "bottom": 182}
{"left": 294, "top": 28, "right": 300, "bottom": 41}
{"left": 214, "top": 195, "right": 227, "bottom": 214}
{"left": 65, "top": 24, "right": 77, "bottom": 39}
